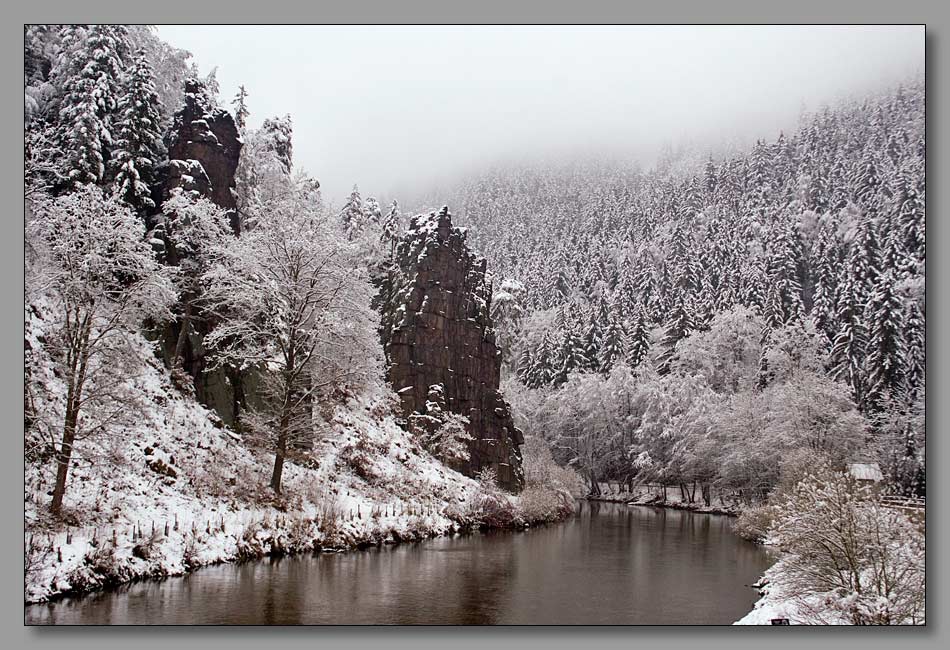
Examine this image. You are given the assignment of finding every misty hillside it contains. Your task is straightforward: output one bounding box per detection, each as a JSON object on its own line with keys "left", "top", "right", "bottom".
{"left": 430, "top": 79, "right": 925, "bottom": 498}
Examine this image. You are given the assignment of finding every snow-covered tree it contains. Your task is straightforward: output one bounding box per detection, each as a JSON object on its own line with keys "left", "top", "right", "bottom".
{"left": 201, "top": 173, "right": 382, "bottom": 494}
{"left": 56, "top": 24, "right": 129, "bottom": 188}
{"left": 671, "top": 305, "right": 764, "bottom": 393}
{"left": 153, "top": 189, "right": 232, "bottom": 372}
{"left": 598, "top": 316, "right": 625, "bottom": 373}
{"left": 110, "top": 48, "right": 164, "bottom": 213}
{"left": 380, "top": 199, "right": 401, "bottom": 259}
{"left": 26, "top": 186, "right": 176, "bottom": 515}
{"left": 408, "top": 384, "right": 473, "bottom": 466}
{"left": 232, "top": 84, "right": 249, "bottom": 133}
{"left": 770, "top": 469, "right": 925, "bottom": 624}
{"left": 340, "top": 185, "right": 368, "bottom": 240}
{"left": 625, "top": 307, "right": 651, "bottom": 369}
{"left": 864, "top": 271, "right": 908, "bottom": 412}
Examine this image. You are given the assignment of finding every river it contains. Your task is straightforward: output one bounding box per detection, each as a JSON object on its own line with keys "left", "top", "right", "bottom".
{"left": 25, "top": 502, "right": 774, "bottom": 625}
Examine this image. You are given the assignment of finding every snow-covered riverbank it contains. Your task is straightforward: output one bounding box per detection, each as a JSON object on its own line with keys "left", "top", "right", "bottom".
{"left": 586, "top": 484, "right": 740, "bottom": 516}
{"left": 25, "top": 302, "right": 572, "bottom": 605}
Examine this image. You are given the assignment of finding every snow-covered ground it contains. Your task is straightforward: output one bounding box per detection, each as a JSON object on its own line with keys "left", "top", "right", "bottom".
{"left": 589, "top": 483, "right": 739, "bottom": 515}
{"left": 734, "top": 555, "right": 851, "bottom": 625}
{"left": 25, "top": 299, "right": 555, "bottom": 605}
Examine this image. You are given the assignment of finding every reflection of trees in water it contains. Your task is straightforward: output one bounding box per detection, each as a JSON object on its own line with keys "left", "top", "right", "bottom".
{"left": 26, "top": 503, "right": 776, "bottom": 624}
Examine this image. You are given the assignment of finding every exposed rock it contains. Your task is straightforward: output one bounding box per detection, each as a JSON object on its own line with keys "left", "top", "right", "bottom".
{"left": 377, "top": 207, "right": 524, "bottom": 492}
{"left": 161, "top": 78, "right": 242, "bottom": 233}
{"left": 155, "top": 78, "right": 245, "bottom": 424}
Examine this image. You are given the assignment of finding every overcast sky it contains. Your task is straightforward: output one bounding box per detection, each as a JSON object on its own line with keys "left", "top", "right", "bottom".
{"left": 157, "top": 25, "right": 924, "bottom": 205}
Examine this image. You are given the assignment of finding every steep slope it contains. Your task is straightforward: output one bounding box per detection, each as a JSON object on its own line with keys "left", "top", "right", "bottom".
{"left": 24, "top": 295, "right": 487, "bottom": 604}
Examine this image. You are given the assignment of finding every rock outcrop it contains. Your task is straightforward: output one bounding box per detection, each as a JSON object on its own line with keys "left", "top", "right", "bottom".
{"left": 378, "top": 207, "right": 525, "bottom": 492}
{"left": 156, "top": 79, "right": 245, "bottom": 424}
{"left": 161, "top": 78, "right": 242, "bottom": 233}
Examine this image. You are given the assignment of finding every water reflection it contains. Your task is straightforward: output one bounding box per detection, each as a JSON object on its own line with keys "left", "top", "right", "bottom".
{"left": 26, "top": 502, "right": 774, "bottom": 625}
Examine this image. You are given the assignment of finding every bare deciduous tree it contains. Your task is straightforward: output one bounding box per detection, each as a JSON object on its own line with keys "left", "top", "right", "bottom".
{"left": 27, "top": 186, "right": 176, "bottom": 516}
{"left": 202, "top": 173, "right": 381, "bottom": 494}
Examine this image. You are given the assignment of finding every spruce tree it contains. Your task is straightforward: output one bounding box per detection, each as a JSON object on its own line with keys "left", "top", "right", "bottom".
{"left": 111, "top": 48, "right": 163, "bottom": 213}
{"left": 528, "top": 332, "right": 557, "bottom": 388}
{"left": 340, "top": 185, "right": 366, "bottom": 240}
{"left": 658, "top": 293, "right": 694, "bottom": 373}
{"left": 625, "top": 307, "right": 651, "bottom": 369}
{"left": 904, "top": 300, "right": 925, "bottom": 402}
{"left": 232, "top": 84, "right": 250, "bottom": 132}
{"left": 517, "top": 346, "right": 533, "bottom": 386}
{"left": 864, "top": 271, "right": 908, "bottom": 412}
{"left": 598, "top": 316, "right": 625, "bottom": 373}
{"left": 381, "top": 200, "right": 401, "bottom": 259}
{"left": 56, "top": 24, "right": 128, "bottom": 188}
{"left": 829, "top": 274, "right": 868, "bottom": 408}
{"left": 557, "top": 325, "right": 587, "bottom": 384}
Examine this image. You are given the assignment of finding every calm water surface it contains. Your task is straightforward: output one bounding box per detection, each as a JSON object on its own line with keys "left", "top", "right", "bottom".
{"left": 25, "top": 502, "right": 774, "bottom": 625}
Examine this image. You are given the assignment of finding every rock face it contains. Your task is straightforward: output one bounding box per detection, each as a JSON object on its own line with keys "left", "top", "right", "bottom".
{"left": 378, "top": 207, "right": 525, "bottom": 492}
{"left": 162, "top": 79, "right": 242, "bottom": 233}
{"left": 156, "top": 79, "right": 245, "bottom": 424}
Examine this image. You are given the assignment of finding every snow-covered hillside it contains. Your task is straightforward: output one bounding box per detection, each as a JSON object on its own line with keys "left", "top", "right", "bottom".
{"left": 25, "top": 296, "right": 566, "bottom": 604}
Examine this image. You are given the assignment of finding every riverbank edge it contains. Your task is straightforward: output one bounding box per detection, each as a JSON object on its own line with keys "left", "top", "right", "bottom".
{"left": 25, "top": 503, "right": 575, "bottom": 608}
{"left": 585, "top": 494, "right": 739, "bottom": 517}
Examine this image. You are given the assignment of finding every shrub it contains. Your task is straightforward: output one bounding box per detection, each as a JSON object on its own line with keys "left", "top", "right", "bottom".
{"left": 518, "top": 485, "right": 574, "bottom": 524}
{"left": 769, "top": 468, "right": 925, "bottom": 624}
{"left": 733, "top": 503, "right": 777, "bottom": 542}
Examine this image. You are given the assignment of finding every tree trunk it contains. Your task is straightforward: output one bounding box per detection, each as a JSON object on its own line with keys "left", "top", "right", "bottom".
{"left": 588, "top": 471, "right": 601, "bottom": 496}
{"left": 270, "top": 407, "right": 289, "bottom": 494}
{"left": 270, "top": 369, "right": 295, "bottom": 495}
{"left": 172, "top": 296, "right": 193, "bottom": 368}
{"left": 50, "top": 321, "right": 90, "bottom": 517}
{"left": 49, "top": 404, "right": 79, "bottom": 516}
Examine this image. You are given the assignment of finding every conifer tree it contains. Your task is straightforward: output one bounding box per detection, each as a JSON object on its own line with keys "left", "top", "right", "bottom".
{"left": 557, "top": 325, "right": 587, "bottom": 384}
{"left": 340, "top": 185, "right": 367, "bottom": 240}
{"left": 528, "top": 332, "right": 557, "bottom": 388}
{"left": 864, "top": 271, "right": 908, "bottom": 412}
{"left": 658, "top": 293, "right": 694, "bottom": 373}
{"left": 598, "top": 316, "right": 625, "bottom": 373}
{"left": 381, "top": 200, "right": 401, "bottom": 259}
{"left": 56, "top": 24, "right": 128, "bottom": 188}
{"left": 829, "top": 274, "right": 868, "bottom": 408}
{"left": 625, "top": 307, "right": 651, "bottom": 369}
{"left": 111, "top": 48, "right": 163, "bottom": 213}
{"left": 517, "top": 346, "right": 533, "bottom": 386}
{"left": 232, "top": 84, "right": 250, "bottom": 132}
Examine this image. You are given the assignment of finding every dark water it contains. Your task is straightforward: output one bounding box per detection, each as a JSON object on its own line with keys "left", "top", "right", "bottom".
{"left": 25, "top": 502, "right": 774, "bottom": 625}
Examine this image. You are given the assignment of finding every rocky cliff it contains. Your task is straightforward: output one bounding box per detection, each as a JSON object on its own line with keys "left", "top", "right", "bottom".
{"left": 378, "top": 207, "right": 524, "bottom": 492}
{"left": 162, "top": 78, "right": 242, "bottom": 233}
{"left": 156, "top": 79, "right": 246, "bottom": 424}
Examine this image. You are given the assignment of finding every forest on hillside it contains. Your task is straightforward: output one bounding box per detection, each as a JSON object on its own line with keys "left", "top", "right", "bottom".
{"left": 425, "top": 81, "right": 926, "bottom": 500}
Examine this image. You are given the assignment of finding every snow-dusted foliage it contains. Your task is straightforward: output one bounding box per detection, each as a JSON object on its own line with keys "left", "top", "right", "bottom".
{"left": 110, "top": 48, "right": 164, "bottom": 213}
{"left": 469, "top": 79, "right": 924, "bottom": 497}
{"left": 54, "top": 25, "right": 130, "bottom": 188}
{"left": 738, "top": 468, "right": 924, "bottom": 625}
{"left": 407, "top": 384, "right": 473, "bottom": 467}
{"left": 26, "top": 186, "right": 177, "bottom": 515}
{"left": 201, "top": 173, "right": 384, "bottom": 493}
